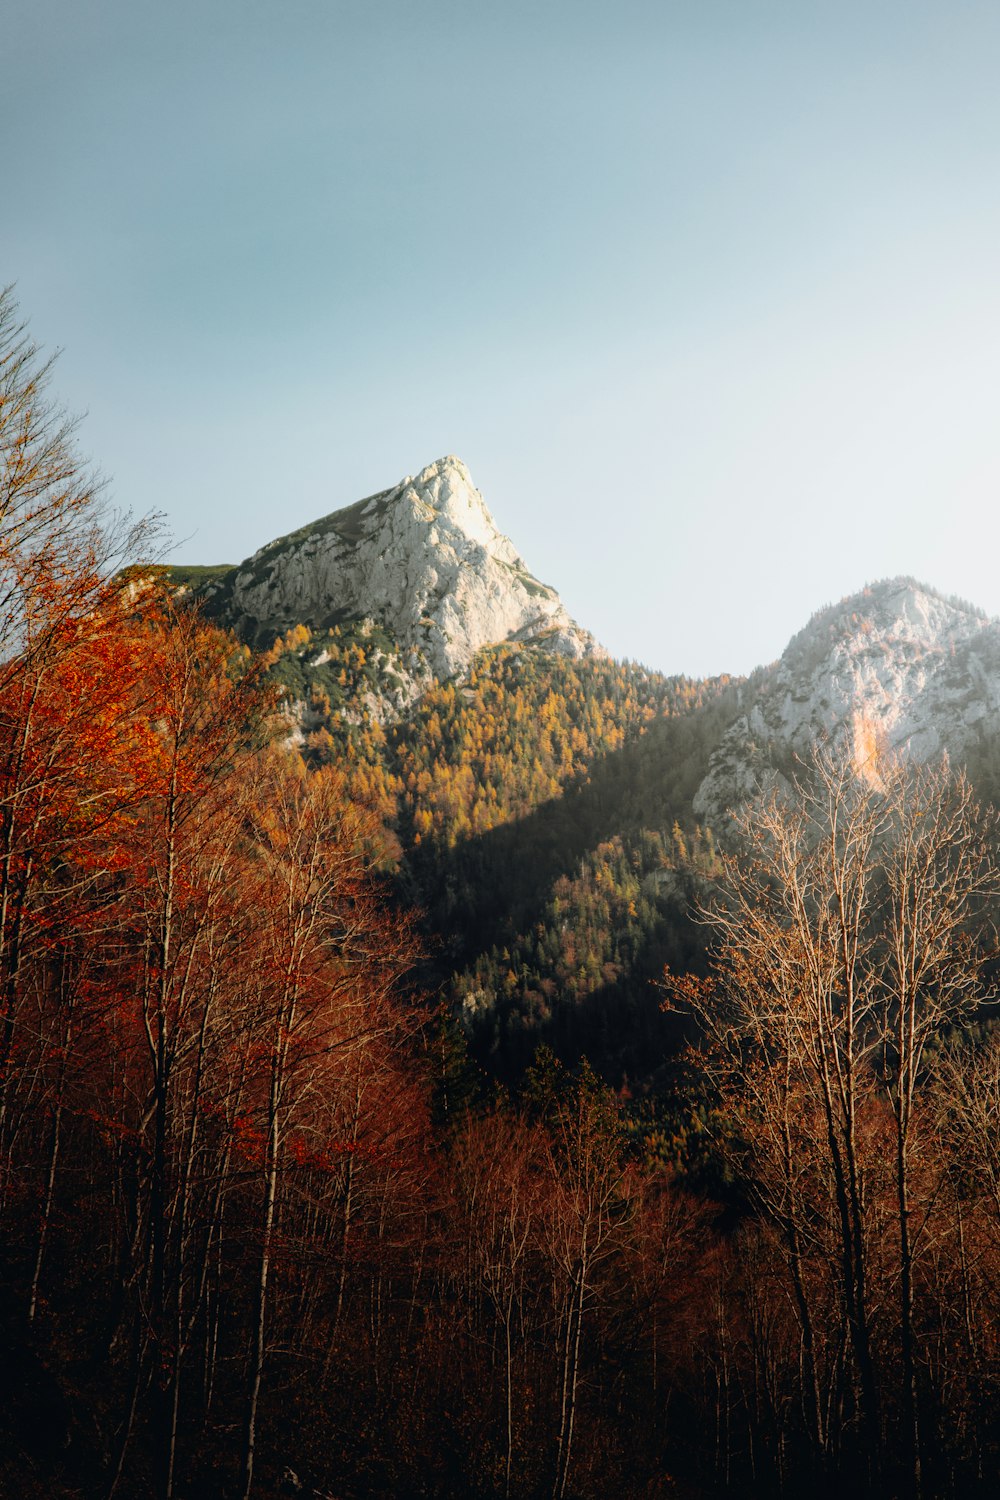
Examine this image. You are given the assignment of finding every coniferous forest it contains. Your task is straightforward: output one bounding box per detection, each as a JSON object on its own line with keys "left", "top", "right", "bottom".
{"left": 8, "top": 289, "right": 1000, "bottom": 1500}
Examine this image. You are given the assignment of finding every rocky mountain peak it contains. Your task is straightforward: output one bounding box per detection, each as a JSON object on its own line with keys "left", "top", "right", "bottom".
{"left": 783, "top": 576, "right": 986, "bottom": 671}
{"left": 694, "top": 576, "right": 1000, "bottom": 822}
{"left": 185, "top": 456, "right": 601, "bottom": 690}
{"left": 402, "top": 455, "right": 510, "bottom": 549}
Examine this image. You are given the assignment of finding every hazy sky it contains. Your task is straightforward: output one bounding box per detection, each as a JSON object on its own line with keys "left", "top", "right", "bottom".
{"left": 5, "top": 1, "right": 1000, "bottom": 677}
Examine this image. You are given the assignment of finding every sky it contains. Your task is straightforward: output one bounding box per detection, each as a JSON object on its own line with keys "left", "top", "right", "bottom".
{"left": 4, "top": 0, "right": 1000, "bottom": 679}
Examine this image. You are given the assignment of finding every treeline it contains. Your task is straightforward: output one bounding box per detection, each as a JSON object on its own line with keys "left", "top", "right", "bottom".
{"left": 263, "top": 619, "right": 734, "bottom": 845}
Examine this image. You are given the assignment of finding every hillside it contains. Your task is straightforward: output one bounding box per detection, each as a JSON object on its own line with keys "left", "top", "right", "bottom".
{"left": 171, "top": 513, "right": 1000, "bottom": 1086}
{"left": 261, "top": 627, "right": 740, "bottom": 1080}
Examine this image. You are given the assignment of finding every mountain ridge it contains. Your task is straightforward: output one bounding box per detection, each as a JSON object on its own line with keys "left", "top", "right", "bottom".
{"left": 169, "top": 467, "right": 1000, "bottom": 837}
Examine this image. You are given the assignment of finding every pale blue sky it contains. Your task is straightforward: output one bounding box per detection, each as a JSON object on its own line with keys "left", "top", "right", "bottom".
{"left": 5, "top": 1, "right": 1000, "bottom": 676}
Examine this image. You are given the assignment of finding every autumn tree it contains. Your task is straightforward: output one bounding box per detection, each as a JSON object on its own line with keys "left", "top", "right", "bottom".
{"left": 89, "top": 599, "right": 272, "bottom": 1499}
{"left": 451, "top": 1105, "right": 545, "bottom": 1496}
{"left": 235, "top": 751, "right": 422, "bottom": 1500}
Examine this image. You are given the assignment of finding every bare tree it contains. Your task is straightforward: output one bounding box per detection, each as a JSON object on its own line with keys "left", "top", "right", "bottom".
{"left": 0, "top": 285, "right": 155, "bottom": 670}
{"left": 670, "top": 744, "right": 997, "bottom": 1496}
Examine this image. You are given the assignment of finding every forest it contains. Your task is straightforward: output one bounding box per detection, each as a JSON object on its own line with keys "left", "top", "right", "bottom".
{"left": 6, "top": 288, "right": 1000, "bottom": 1500}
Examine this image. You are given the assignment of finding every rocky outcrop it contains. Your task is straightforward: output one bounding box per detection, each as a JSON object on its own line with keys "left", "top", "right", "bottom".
{"left": 694, "top": 578, "right": 1000, "bottom": 822}
{"left": 196, "top": 456, "right": 600, "bottom": 681}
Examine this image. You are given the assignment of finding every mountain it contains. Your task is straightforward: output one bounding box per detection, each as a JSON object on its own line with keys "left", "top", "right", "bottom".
{"left": 170, "top": 504, "right": 1000, "bottom": 1080}
{"left": 163, "top": 451, "right": 741, "bottom": 1078}
{"left": 173, "top": 456, "right": 600, "bottom": 694}
{"left": 694, "top": 577, "right": 1000, "bottom": 821}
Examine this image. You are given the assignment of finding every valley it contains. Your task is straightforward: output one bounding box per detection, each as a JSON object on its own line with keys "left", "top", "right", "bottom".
{"left": 4, "top": 353, "right": 1000, "bottom": 1497}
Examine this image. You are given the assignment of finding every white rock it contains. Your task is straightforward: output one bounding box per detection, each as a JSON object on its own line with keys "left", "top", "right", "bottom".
{"left": 220, "top": 455, "right": 601, "bottom": 681}
{"left": 695, "top": 578, "right": 1000, "bottom": 822}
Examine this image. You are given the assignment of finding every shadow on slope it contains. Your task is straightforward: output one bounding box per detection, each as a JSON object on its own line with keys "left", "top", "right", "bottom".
{"left": 407, "top": 692, "right": 735, "bottom": 963}
{"left": 404, "top": 692, "right": 739, "bottom": 1083}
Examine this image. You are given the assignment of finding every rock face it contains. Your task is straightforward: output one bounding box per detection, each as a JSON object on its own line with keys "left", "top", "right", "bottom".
{"left": 197, "top": 455, "right": 600, "bottom": 681}
{"left": 694, "top": 577, "right": 1000, "bottom": 821}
